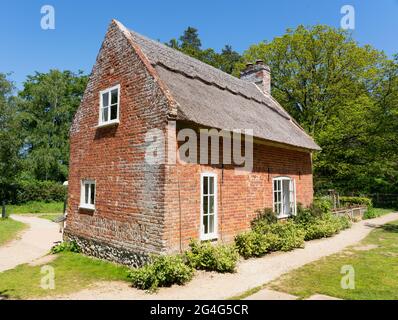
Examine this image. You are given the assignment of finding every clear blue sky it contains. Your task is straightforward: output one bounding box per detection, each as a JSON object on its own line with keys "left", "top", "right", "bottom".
{"left": 1, "top": 0, "right": 397, "bottom": 88}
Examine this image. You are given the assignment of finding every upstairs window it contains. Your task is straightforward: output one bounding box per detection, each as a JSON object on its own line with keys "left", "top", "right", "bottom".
{"left": 99, "top": 85, "right": 120, "bottom": 126}
{"left": 80, "top": 180, "right": 96, "bottom": 210}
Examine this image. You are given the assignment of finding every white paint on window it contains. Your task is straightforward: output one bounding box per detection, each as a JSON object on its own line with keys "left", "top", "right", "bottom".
{"left": 200, "top": 173, "right": 218, "bottom": 240}
{"left": 80, "top": 180, "right": 96, "bottom": 210}
{"left": 98, "top": 84, "right": 120, "bottom": 127}
{"left": 273, "top": 177, "right": 296, "bottom": 218}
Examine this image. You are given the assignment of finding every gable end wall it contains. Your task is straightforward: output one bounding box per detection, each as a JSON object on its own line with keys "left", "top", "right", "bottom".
{"left": 64, "top": 21, "right": 171, "bottom": 267}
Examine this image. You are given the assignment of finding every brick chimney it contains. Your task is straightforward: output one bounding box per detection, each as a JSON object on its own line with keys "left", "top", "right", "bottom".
{"left": 240, "top": 60, "right": 271, "bottom": 94}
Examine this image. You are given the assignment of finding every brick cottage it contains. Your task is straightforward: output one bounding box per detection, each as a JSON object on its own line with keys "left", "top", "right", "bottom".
{"left": 64, "top": 20, "right": 320, "bottom": 266}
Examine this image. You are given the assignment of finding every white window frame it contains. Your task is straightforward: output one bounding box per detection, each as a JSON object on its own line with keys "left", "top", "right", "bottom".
{"left": 98, "top": 84, "right": 120, "bottom": 127}
{"left": 200, "top": 172, "right": 218, "bottom": 240}
{"left": 272, "top": 177, "right": 296, "bottom": 218}
{"left": 80, "top": 180, "right": 96, "bottom": 210}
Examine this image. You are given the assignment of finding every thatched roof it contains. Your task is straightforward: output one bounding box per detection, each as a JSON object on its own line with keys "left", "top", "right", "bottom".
{"left": 117, "top": 21, "right": 320, "bottom": 151}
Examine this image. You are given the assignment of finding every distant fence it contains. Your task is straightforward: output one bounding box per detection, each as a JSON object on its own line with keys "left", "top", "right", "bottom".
{"left": 366, "top": 194, "right": 398, "bottom": 208}
{"left": 332, "top": 206, "right": 367, "bottom": 220}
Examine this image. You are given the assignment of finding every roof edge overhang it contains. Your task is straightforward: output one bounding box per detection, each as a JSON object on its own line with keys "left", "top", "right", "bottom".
{"left": 175, "top": 120, "right": 321, "bottom": 153}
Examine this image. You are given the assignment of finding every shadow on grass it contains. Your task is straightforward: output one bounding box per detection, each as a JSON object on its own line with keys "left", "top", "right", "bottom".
{"left": 379, "top": 223, "right": 398, "bottom": 233}
{"left": 0, "top": 290, "right": 10, "bottom": 300}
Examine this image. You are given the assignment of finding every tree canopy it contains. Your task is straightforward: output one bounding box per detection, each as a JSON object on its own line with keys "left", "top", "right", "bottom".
{"left": 238, "top": 25, "right": 398, "bottom": 194}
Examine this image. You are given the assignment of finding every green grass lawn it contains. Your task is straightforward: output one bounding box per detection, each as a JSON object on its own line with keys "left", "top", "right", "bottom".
{"left": 7, "top": 201, "right": 64, "bottom": 214}
{"left": 0, "top": 252, "right": 131, "bottom": 299}
{"left": 0, "top": 218, "right": 27, "bottom": 246}
{"left": 269, "top": 219, "right": 398, "bottom": 300}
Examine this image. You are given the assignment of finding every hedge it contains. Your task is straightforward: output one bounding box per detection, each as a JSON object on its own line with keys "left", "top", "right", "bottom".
{"left": 14, "top": 180, "right": 67, "bottom": 204}
{"left": 339, "top": 196, "right": 372, "bottom": 208}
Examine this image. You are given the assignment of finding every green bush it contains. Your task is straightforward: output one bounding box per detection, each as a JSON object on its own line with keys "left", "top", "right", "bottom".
{"left": 312, "top": 197, "right": 333, "bottom": 215}
{"left": 339, "top": 196, "right": 372, "bottom": 208}
{"left": 266, "top": 221, "right": 306, "bottom": 251}
{"left": 251, "top": 208, "right": 277, "bottom": 228}
{"left": 185, "top": 240, "right": 239, "bottom": 273}
{"left": 15, "top": 179, "right": 67, "bottom": 204}
{"left": 129, "top": 255, "right": 193, "bottom": 291}
{"left": 298, "top": 213, "right": 351, "bottom": 241}
{"left": 337, "top": 215, "right": 352, "bottom": 230}
{"left": 51, "top": 241, "right": 80, "bottom": 254}
{"left": 234, "top": 231, "right": 279, "bottom": 259}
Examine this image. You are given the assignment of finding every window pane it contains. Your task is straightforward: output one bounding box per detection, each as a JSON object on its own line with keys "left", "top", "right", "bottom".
{"left": 203, "top": 177, "right": 208, "bottom": 195}
{"left": 110, "top": 104, "right": 118, "bottom": 120}
{"left": 90, "top": 183, "right": 95, "bottom": 205}
{"left": 111, "top": 89, "right": 118, "bottom": 104}
{"left": 203, "top": 196, "right": 208, "bottom": 214}
{"left": 102, "top": 107, "right": 109, "bottom": 122}
{"left": 102, "top": 92, "right": 109, "bottom": 107}
{"left": 209, "top": 177, "right": 214, "bottom": 194}
{"left": 203, "top": 215, "right": 208, "bottom": 234}
{"left": 84, "top": 184, "right": 89, "bottom": 204}
{"left": 274, "top": 191, "right": 278, "bottom": 203}
{"left": 208, "top": 214, "right": 214, "bottom": 234}
{"left": 209, "top": 195, "right": 214, "bottom": 214}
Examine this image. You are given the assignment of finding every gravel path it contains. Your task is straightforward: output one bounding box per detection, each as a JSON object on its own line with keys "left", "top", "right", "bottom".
{"left": 49, "top": 212, "right": 398, "bottom": 300}
{"left": 0, "top": 215, "right": 61, "bottom": 272}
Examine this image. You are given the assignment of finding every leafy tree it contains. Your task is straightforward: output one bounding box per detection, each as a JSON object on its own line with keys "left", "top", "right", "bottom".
{"left": 16, "top": 70, "right": 88, "bottom": 182}
{"left": 179, "top": 26, "right": 202, "bottom": 51}
{"left": 0, "top": 73, "right": 21, "bottom": 201}
{"left": 166, "top": 27, "right": 242, "bottom": 75}
{"left": 237, "top": 25, "right": 398, "bottom": 194}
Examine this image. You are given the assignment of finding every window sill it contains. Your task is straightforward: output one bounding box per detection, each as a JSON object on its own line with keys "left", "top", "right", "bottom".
{"left": 96, "top": 120, "right": 119, "bottom": 129}
{"left": 200, "top": 234, "right": 218, "bottom": 241}
{"left": 78, "top": 205, "right": 95, "bottom": 211}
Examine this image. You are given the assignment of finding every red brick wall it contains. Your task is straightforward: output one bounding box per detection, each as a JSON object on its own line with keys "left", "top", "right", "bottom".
{"left": 65, "top": 21, "right": 172, "bottom": 258}
{"left": 164, "top": 130, "right": 314, "bottom": 253}
{"left": 66, "top": 21, "right": 315, "bottom": 263}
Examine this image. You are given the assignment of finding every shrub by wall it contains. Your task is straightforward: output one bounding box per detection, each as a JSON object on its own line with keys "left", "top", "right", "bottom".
{"left": 185, "top": 240, "right": 239, "bottom": 273}
{"left": 129, "top": 255, "right": 194, "bottom": 291}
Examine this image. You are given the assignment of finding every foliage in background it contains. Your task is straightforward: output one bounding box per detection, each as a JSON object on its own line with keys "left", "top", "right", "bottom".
{"left": 0, "top": 73, "right": 22, "bottom": 201}
{"left": 13, "top": 179, "right": 66, "bottom": 204}
{"left": 339, "top": 196, "right": 373, "bottom": 208}
{"left": 16, "top": 70, "right": 88, "bottom": 183}
{"left": 236, "top": 25, "right": 398, "bottom": 195}
{"left": 166, "top": 27, "right": 243, "bottom": 75}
